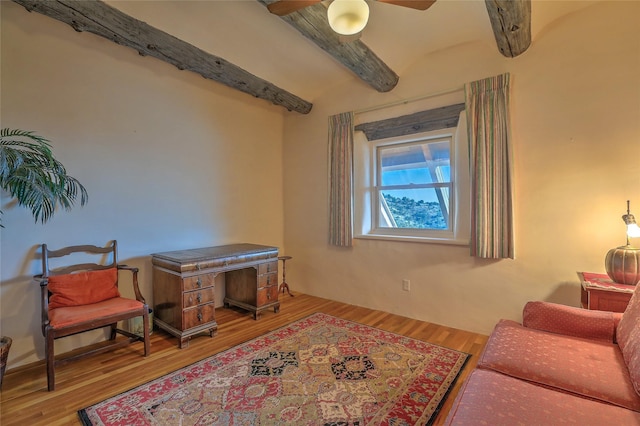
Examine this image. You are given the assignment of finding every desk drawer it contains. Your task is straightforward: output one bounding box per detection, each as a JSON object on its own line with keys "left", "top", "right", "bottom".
{"left": 183, "top": 303, "right": 216, "bottom": 330}
{"left": 256, "top": 285, "right": 278, "bottom": 307}
{"left": 183, "top": 273, "right": 215, "bottom": 291}
{"left": 183, "top": 287, "right": 215, "bottom": 309}
{"left": 258, "top": 261, "right": 278, "bottom": 275}
{"left": 258, "top": 271, "right": 277, "bottom": 288}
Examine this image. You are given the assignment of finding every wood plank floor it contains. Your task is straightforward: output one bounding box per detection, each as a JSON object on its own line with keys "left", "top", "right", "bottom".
{"left": 0, "top": 292, "right": 488, "bottom": 425}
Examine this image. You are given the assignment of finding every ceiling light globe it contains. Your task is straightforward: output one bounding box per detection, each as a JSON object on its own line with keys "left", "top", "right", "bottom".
{"left": 327, "top": 0, "right": 370, "bottom": 36}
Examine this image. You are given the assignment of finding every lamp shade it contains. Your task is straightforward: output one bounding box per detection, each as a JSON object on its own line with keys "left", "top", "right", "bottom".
{"left": 627, "top": 223, "right": 640, "bottom": 238}
{"left": 605, "top": 245, "right": 640, "bottom": 285}
{"left": 622, "top": 200, "right": 640, "bottom": 238}
{"left": 327, "top": 0, "right": 370, "bottom": 36}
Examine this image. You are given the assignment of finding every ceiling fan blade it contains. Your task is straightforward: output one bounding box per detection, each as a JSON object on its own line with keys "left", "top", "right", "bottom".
{"left": 267, "top": 1, "right": 323, "bottom": 16}
{"left": 377, "top": 0, "right": 437, "bottom": 11}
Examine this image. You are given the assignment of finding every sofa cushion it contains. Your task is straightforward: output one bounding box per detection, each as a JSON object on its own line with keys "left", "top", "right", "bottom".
{"left": 443, "top": 369, "right": 640, "bottom": 425}
{"left": 477, "top": 319, "right": 640, "bottom": 411}
{"left": 47, "top": 268, "right": 120, "bottom": 310}
{"left": 618, "top": 284, "right": 640, "bottom": 352}
{"left": 625, "top": 339, "right": 640, "bottom": 397}
{"left": 617, "top": 284, "right": 640, "bottom": 395}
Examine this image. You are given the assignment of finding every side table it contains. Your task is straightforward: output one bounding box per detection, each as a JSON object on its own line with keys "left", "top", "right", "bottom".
{"left": 578, "top": 272, "right": 634, "bottom": 313}
{"left": 278, "top": 255, "right": 294, "bottom": 297}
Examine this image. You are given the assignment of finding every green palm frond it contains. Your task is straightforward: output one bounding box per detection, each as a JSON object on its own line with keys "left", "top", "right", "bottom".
{"left": 0, "top": 128, "right": 88, "bottom": 226}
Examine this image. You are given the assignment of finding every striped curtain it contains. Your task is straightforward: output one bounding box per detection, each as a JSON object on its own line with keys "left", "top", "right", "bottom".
{"left": 465, "top": 73, "right": 515, "bottom": 259}
{"left": 328, "top": 112, "right": 354, "bottom": 247}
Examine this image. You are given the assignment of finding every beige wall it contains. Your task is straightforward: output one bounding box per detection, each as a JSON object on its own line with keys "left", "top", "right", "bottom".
{"left": 281, "top": 1, "right": 640, "bottom": 334}
{"left": 1, "top": 2, "right": 285, "bottom": 367}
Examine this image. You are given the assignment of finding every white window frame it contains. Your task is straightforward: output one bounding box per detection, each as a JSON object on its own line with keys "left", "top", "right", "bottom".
{"left": 353, "top": 115, "right": 470, "bottom": 245}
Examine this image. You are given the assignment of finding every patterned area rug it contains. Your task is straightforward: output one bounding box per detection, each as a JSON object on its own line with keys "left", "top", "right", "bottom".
{"left": 79, "top": 313, "right": 469, "bottom": 425}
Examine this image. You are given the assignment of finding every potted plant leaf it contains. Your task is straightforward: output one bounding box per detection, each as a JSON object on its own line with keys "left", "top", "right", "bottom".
{"left": 0, "top": 128, "right": 88, "bottom": 387}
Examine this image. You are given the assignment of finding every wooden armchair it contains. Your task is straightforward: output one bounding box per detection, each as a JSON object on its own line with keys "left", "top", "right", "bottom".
{"left": 35, "top": 240, "right": 150, "bottom": 391}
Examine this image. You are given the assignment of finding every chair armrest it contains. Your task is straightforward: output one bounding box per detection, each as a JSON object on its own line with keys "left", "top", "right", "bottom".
{"left": 117, "top": 264, "right": 139, "bottom": 273}
{"left": 117, "top": 264, "right": 146, "bottom": 304}
{"left": 523, "top": 301, "right": 617, "bottom": 343}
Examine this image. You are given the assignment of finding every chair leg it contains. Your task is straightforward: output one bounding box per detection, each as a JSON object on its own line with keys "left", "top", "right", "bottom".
{"left": 45, "top": 330, "right": 55, "bottom": 391}
{"left": 109, "top": 323, "right": 117, "bottom": 340}
{"left": 142, "top": 310, "right": 150, "bottom": 357}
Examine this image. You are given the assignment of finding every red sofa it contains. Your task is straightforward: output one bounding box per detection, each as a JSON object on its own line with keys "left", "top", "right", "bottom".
{"left": 444, "top": 287, "right": 640, "bottom": 425}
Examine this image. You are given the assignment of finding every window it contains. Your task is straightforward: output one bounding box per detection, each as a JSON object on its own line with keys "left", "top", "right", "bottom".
{"left": 377, "top": 137, "right": 452, "bottom": 230}
{"left": 354, "top": 116, "right": 470, "bottom": 245}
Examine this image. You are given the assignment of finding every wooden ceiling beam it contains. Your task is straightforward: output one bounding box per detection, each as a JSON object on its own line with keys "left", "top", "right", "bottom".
{"left": 12, "top": 0, "right": 313, "bottom": 114}
{"left": 485, "top": 0, "right": 531, "bottom": 58}
{"left": 257, "top": 0, "right": 399, "bottom": 93}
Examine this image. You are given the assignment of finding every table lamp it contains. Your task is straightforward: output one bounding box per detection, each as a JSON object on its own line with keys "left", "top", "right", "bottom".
{"left": 605, "top": 200, "right": 640, "bottom": 285}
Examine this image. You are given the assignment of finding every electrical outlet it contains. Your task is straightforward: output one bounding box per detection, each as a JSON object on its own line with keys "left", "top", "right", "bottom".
{"left": 402, "top": 279, "right": 410, "bottom": 291}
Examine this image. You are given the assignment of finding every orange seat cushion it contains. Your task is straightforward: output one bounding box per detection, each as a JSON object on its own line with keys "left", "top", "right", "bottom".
{"left": 478, "top": 319, "right": 640, "bottom": 411}
{"left": 444, "top": 369, "right": 640, "bottom": 425}
{"left": 47, "top": 268, "right": 120, "bottom": 310}
{"left": 49, "top": 297, "right": 145, "bottom": 329}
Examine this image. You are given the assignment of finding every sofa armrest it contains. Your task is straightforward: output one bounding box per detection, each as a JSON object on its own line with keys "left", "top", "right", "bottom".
{"left": 523, "top": 301, "right": 617, "bottom": 343}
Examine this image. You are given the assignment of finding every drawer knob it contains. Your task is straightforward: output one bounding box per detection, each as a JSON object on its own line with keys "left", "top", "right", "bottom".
{"left": 267, "top": 276, "right": 270, "bottom": 285}
{"left": 197, "top": 277, "right": 202, "bottom": 288}
{"left": 267, "top": 291, "right": 271, "bottom": 300}
{"left": 197, "top": 293, "right": 202, "bottom": 303}
{"left": 197, "top": 312, "right": 203, "bottom": 322}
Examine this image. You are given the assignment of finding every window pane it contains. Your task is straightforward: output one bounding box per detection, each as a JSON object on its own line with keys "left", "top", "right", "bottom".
{"left": 379, "top": 140, "right": 450, "bottom": 186}
{"left": 379, "top": 189, "right": 449, "bottom": 230}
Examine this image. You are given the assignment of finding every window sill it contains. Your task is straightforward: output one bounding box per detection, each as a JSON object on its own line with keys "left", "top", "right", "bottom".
{"left": 354, "top": 233, "right": 469, "bottom": 246}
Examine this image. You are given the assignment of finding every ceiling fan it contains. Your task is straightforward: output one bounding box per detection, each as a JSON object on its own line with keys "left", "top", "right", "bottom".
{"left": 267, "top": 0, "right": 436, "bottom": 37}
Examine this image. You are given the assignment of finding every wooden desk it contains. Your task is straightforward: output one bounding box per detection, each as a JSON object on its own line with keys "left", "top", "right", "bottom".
{"left": 578, "top": 272, "right": 634, "bottom": 313}
{"left": 152, "top": 243, "right": 279, "bottom": 348}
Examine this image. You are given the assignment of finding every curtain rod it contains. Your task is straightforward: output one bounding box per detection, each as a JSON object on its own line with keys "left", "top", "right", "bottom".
{"left": 353, "top": 85, "right": 464, "bottom": 115}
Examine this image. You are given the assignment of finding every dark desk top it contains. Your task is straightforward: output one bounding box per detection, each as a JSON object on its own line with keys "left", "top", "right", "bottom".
{"left": 151, "top": 243, "right": 278, "bottom": 272}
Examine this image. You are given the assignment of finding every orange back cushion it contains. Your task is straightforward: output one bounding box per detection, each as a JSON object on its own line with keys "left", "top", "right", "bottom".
{"left": 617, "top": 285, "right": 640, "bottom": 395}
{"left": 47, "top": 268, "right": 120, "bottom": 310}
